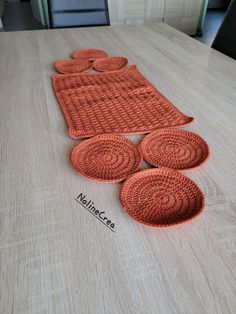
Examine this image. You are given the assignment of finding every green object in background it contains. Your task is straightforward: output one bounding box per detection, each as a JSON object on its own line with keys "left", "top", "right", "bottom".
{"left": 42, "top": 0, "right": 50, "bottom": 28}
{"left": 197, "top": 0, "right": 208, "bottom": 35}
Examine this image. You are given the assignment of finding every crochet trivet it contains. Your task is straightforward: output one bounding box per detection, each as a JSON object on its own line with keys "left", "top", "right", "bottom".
{"left": 93, "top": 57, "right": 128, "bottom": 72}
{"left": 140, "top": 129, "right": 210, "bottom": 171}
{"left": 120, "top": 168, "right": 204, "bottom": 227}
{"left": 54, "top": 59, "right": 92, "bottom": 74}
{"left": 71, "top": 49, "right": 108, "bottom": 61}
{"left": 52, "top": 65, "right": 193, "bottom": 139}
{"left": 70, "top": 134, "right": 142, "bottom": 182}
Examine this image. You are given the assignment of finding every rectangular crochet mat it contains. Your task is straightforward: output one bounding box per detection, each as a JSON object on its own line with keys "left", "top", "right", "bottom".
{"left": 51, "top": 65, "right": 193, "bottom": 139}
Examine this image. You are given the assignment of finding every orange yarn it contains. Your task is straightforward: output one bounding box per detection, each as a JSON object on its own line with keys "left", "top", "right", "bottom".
{"left": 140, "top": 129, "right": 210, "bottom": 171}
{"left": 71, "top": 49, "right": 108, "bottom": 61}
{"left": 54, "top": 59, "right": 92, "bottom": 74}
{"left": 120, "top": 168, "right": 204, "bottom": 227}
{"left": 51, "top": 65, "right": 193, "bottom": 139}
{"left": 93, "top": 57, "right": 128, "bottom": 72}
{"left": 51, "top": 49, "right": 209, "bottom": 228}
{"left": 70, "top": 134, "right": 142, "bottom": 182}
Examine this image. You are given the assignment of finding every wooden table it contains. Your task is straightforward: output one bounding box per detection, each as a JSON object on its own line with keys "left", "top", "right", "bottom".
{"left": 0, "top": 23, "right": 236, "bottom": 314}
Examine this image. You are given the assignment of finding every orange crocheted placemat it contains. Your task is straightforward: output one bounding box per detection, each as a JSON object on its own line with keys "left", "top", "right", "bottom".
{"left": 70, "top": 134, "right": 142, "bottom": 182}
{"left": 71, "top": 49, "right": 108, "bottom": 61}
{"left": 140, "top": 129, "right": 210, "bottom": 171}
{"left": 120, "top": 168, "right": 204, "bottom": 227}
{"left": 54, "top": 59, "right": 92, "bottom": 74}
{"left": 93, "top": 57, "right": 128, "bottom": 72}
{"left": 52, "top": 65, "right": 193, "bottom": 139}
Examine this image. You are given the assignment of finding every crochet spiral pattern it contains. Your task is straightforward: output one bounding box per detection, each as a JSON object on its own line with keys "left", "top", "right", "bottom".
{"left": 51, "top": 48, "right": 209, "bottom": 227}
{"left": 120, "top": 168, "right": 204, "bottom": 227}
{"left": 52, "top": 65, "right": 193, "bottom": 139}
{"left": 70, "top": 134, "right": 142, "bottom": 182}
{"left": 93, "top": 57, "right": 128, "bottom": 72}
{"left": 71, "top": 49, "right": 108, "bottom": 61}
{"left": 140, "top": 129, "right": 210, "bottom": 171}
{"left": 54, "top": 59, "right": 92, "bottom": 74}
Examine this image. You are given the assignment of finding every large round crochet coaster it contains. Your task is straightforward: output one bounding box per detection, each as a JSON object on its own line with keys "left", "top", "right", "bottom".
{"left": 120, "top": 168, "right": 204, "bottom": 227}
{"left": 71, "top": 49, "right": 108, "bottom": 61}
{"left": 93, "top": 57, "right": 128, "bottom": 72}
{"left": 54, "top": 59, "right": 92, "bottom": 74}
{"left": 140, "top": 129, "right": 209, "bottom": 171}
{"left": 70, "top": 134, "right": 142, "bottom": 182}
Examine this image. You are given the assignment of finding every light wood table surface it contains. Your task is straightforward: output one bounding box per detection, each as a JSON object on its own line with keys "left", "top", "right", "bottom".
{"left": 0, "top": 23, "right": 236, "bottom": 314}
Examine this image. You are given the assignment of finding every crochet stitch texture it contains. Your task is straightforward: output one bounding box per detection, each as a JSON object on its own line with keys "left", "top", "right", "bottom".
{"left": 52, "top": 65, "right": 193, "bottom": 139}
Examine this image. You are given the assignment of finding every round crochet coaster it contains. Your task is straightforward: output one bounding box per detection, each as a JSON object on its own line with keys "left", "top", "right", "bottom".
{"left": 140, "top": 129, "right": 209, "bottom": 171}
{"left": 120, "top": 168, "right": 204, "bottom": 227}
{"left": 54, "top": 59, "right": 92, "bottom": 74}
{"left": 71, "top": 49, "right": 108, "bottom": 61}
{"left": 70, "top": 134, "right": 142, "bottom": 183}
{"left": 93, "top": 57, "right": 128, "bottom": 72}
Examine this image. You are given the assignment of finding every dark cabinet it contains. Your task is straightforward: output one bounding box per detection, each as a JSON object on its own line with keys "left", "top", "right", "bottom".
{"left": 48, "top": 0, "right": 109, "bottom": 28}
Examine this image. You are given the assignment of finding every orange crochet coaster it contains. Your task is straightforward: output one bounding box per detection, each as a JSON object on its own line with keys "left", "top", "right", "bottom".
{"left": 54, "top": 59, "right": 92, "bottom": 74}
{"left": 93, "top": 57, "right": 128, "bottom": 72}
{"left": 140, "top": 129, "right": 210, "bottom": 171}
{"left": 52, "top": 65, "right": 193, "bottom": 139}
{"left": 71, "top": 49, "right": 108, "bottom": 61}
{"left": 120, "top": 168, "right": 204, "bottom": 227}
{"left": 70, "top": 134, "right": 142, "bottom": 182}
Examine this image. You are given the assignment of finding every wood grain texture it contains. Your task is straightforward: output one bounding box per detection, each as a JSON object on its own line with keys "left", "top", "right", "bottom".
{"left": 0, "top": 23, "right": 236, "bottom": 314}
{"left": 164, "top": 0, "right": 202, "bottom": 34}
{"left": 145, "top": 0, "right": 165, "bottom": 20}
{"left": 107, "top": 0, "right": 201, "bottom": 34}
{"left": 107, "top": 0, "right": 125, "bottom": 25}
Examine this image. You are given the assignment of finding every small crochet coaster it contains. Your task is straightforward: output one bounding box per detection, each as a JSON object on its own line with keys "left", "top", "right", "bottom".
{"left": 120, "top": 168, "right": 204, "bottom": 227}
{"left": 93, "top": 57, "right": 128, "bottom": 72}
{"left": 52, "top": 65, "right": 193, "bottom": 139}
{"left": 54, "top": 59, "right": 92, "bottom": 74}
{"left": 70, "top": 134, "right": 142, "bottom": 183}
{"left": 140, "top": 129, "right": 210, "bottom": 171}
{"left": 71, "top": 49, "right": 108, "bottom": 61}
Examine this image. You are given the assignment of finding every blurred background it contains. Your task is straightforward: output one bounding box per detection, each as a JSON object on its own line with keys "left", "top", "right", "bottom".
{"left": 0, "top": 0, "right": 232, "bottom": 47}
